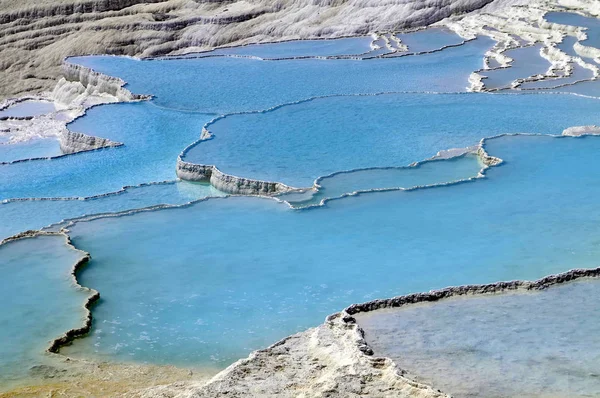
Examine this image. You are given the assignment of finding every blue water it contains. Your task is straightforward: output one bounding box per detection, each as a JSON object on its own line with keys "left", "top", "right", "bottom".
{"left": 557, "top": 35, "right": 581, "bottom": 58}
{"left": 67, "top": 37, "right": 493, "bottom": 112}
{"left": 0, "top": 38, "right": 493, "bottom": 201}
{"left": 0, "top": 235, "right": 90, "bottom": 388}
{"left": 357, "top": 279, "right": 600, "bottom": 397}
{"left": 0, "top": 181, "right": 224, "bottom": 241}
{"left": 394, "top": 27, "right": 464, "bottom": 54}
{"left": 55, "top": 135, "right": 600, "bottom": 369}
{"left": 186, "top": 93, "right": 600, "bottom": 187}
{"left": 520, "top": 63, "right": 594, "bottom": 90}
{"left": 0, "top": 103, "right": 210, "bottom": 199}
{"left": 0, "top": 101, "right": 55, "bottom": 118}
{"left": 280, "top": 154, "right": 483, "bottom": 208}
{"left": 553, "top": 78, "right": 600, "bottom": 97}
{"left": 481, "top": 45, "right": 551, "bottom": 90}
{"left": 0, "top": 139, "right": 62, "bottom": 163}
{"left": 546, "top": 12, "right": 600, "bottom": 50}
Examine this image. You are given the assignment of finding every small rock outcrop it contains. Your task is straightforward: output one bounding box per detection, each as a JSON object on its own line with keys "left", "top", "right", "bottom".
{"left": 562, "top": 125, "right": 600, "bottom": 137}
{"left": 60, "top": 129, "right": 122, "bottom": 154}
{"left": 176, "top": 159, "right": 294, "bottom": 195}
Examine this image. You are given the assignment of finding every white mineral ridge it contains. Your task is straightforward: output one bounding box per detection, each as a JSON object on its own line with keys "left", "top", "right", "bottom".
{"left": 562, "top": 124, "right": 600, "bottom": 136}
{"left": 60, "top": 129, "right": 122, "bottom": 154}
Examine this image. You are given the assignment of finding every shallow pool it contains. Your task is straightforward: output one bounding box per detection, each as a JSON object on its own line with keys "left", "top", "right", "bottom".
{"left": 546, "top": 11, "right": 600, "bottom": 50}
{"left": 0, "top": 100, "right": 55, "bottom": 118}
{"left": 0, "top": 138, "right": 61, "bottom": 163}
{"left": 357, "top": 279, "right": 600, "bottom": 397}
{"left": 481, "top": 45, "right": 551, "bottom": 89}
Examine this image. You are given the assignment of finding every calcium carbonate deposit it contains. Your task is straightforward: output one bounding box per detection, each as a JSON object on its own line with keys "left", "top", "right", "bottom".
{"left": 4, "top": 0, "right": 600, "bottom": 396}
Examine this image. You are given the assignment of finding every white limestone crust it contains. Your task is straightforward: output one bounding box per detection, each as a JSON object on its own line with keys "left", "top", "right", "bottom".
{"left": 176, "top": 159, "right": 295, "bottom": 195}
{"left": 59, "top": 129, "right": 122, "bottom": 154}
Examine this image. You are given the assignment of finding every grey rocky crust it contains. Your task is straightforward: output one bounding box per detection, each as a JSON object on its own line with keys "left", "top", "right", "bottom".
{"left": 0, "top": 0, "right": 506, "bottom": 100}
{"left": 60, "top": 129, "right": 122, "bottom": 154}
{"left": 176, "top": 159, "right": 295, "bottom": 195}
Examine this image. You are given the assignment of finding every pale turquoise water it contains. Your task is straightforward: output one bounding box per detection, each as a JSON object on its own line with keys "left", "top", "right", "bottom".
{"left": 56, "top": 135, "right": 600, "bottom": 369}
{"left": 0, "top": 103, "right": 210, "bottom": 199}
{"left": 0, "top": 235, "right": 90, "bottom": 388}
{"left": 67, "top": 37, "right": 493, "bottom": 112}
{"left": 0, "top": 101, "right": 55, "bottom": 118}
{"left": 0, "top": 101, "right": 61, "bottom": 163}
{"left": 357, "top": 279, "right": 600, "bottom": 397}
{"left": 186, "top": 93, "right": 600, "bottom": 187}
{"left": 0, "top": 38, "right": 493, "bottom": 201}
